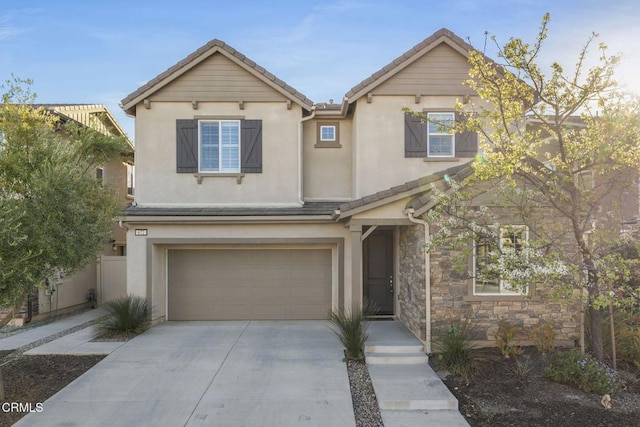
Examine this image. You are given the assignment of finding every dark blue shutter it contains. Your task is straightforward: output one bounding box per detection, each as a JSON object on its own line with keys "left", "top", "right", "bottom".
{"left": 176, "top": 119, "right": 198, "bottom": 173}
{"left": 404, "top": 113, "right": 428, "bottom": 157}
{"left": 455, "top": 111, "right": 478, "bottom": 158}
{"left": 241, "top": 119, "right": 262, "bottom": 173}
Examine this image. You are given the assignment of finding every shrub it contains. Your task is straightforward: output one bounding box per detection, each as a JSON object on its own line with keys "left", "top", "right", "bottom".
{"left": 530, "top": 322, "right": 556, "bottom": 354}
{"left": 328, "top": 301, "right": 375, "bottom": 360}
{"left": 543, "top": 349, "right": 625, "bottom": 395}
{"left": 509, "top": 355, "right": 533, "bottom": 381}
{"left": 434, "top": 321, "right": 485, "bottom": 382}
{"left": 495, "top": 320, "right": 524, "bottom": 358}
{"left": 97, "top": 295, "right": 150, "bottom": 338}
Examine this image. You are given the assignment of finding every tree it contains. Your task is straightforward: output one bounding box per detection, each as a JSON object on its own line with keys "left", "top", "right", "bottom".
{"left": 413, "top": 14, "right": 640, "bottom": 360}
{"left": 0, "top": 77, "right": 133, "bottom": 320}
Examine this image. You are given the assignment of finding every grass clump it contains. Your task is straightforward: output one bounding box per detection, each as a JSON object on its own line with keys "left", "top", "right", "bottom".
{"left": 543, "top": 349, "right": 625, "bottom": 395}
{"left": 434, "top": 320, "right": 485, "bottom": 382}
{"left": 328, "top": 301, "right": 375, "bottom": 360}
{"left": 97, "top": 295, "right": 150, "bottom": 339}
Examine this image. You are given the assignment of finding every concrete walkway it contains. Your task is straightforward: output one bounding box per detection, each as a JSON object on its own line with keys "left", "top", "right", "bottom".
{"left": 16, "top": 321, "right": 355, "bottom": 427}
{"left": 366, "top": 320, "right": 469, "bottom": 426}
{"left": 0, "top": 308, "right": 108, "bottom": 351}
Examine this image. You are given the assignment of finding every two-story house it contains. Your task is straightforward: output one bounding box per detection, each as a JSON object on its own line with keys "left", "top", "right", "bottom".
{"left": 120, "top": 29, "right": 580, "bottom": 350}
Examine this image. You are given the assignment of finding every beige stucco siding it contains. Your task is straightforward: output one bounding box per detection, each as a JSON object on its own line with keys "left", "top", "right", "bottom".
{"left": 303, "top": 119, "right": 352, "bottom": 200}
{"left": 134, "top": 102, "right": 301, "bottom": 206}
{"left": 150, "top": 53, "right": 288, "bottom": 103}
{"left": 374, "top": 43, "right": 475, "bottom": 96}
{"left": 352, "top": 96, "right": 465, "bottom": 197}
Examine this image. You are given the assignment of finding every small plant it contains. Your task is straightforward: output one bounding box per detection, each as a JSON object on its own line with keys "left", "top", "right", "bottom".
{"left": 434, "top": 320, "right": 485, "bottom": 382}
{"left": 509, "top": 355, "right": 532, "bottom": 381}
{"left": 530, "top": 322, "right": 556, "bottom": 354}
{"left": 328, "top": 301, "right": 375, "bottom": 360}
{"left": 495, "top": 320, "right": 524, "bottom": 358}
{"left": 543, "top": 349, "right": 625, "bottom": 395}
{"left": 97, "top": 294, "right": 150, "bottom": 338}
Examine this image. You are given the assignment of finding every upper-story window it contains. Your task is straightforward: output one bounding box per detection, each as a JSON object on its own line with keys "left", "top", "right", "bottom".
{"left": 320, "top": 125, "right": 336, "bottom": 142}
{"left": 404, "top": 111, "right": 477, "bottom": 159}
{"left": 315, "top": 122, "right": 341, "bottom": 148}
{"left": 427, "top": 112, "right": 455, "bottom": 158}
{"left": 126, "top": 163, "right": 135, "bottom": 197}
{"left": 199, "top": 120, "right": 241, "bottom": 172}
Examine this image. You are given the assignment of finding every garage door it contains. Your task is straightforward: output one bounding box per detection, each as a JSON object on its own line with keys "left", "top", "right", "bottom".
{"left": 168, "top": 249, "right": 332, "bottom": 320}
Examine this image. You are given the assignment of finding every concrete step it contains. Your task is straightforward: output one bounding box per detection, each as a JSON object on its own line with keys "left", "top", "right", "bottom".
{"left": 366, "top": 352, "right": 429, "bottom": 365}
{"left": 381, "top": 409, "right": 469, "bottom": 427}
{"left": 368, "top": 364, "right": 459, "bottom": 411}
{"left": 364, "top": 344, "right": 424, "bottom": 354}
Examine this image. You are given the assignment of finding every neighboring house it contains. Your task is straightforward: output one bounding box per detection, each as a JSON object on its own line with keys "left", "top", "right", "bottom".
{"left": 30, "top": 105, "right": 134, "bottom": 320}
{"left": 120, "top": 28, "right": 583, "bottom": 349}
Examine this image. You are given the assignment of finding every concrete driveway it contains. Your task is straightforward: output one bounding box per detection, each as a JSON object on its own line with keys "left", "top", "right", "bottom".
{"left": 16, "top": 321, "right": 355, "bottom": 427}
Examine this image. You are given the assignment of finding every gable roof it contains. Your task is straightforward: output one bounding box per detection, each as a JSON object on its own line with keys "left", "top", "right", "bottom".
{"left": 335, "top": 162, "right": 474, "bottom": 220}
{"left": 121, "top": 39, "right": 314, "bottom": 115}
{"left": 344, "top": 28, "right": 477, "bottom": 104}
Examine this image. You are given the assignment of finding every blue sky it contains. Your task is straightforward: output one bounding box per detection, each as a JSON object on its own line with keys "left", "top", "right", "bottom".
{"left": 1, "top": 0, "right": 639, "bottom": 140}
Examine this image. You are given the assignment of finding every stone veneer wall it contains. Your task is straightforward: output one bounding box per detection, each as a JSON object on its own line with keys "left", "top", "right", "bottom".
{"left": 398, "top": 225, "right": 426, "bottom": 341}
{"left": 429, "top": 243, "right": 581, "bottom": 347}
{"left": 396, "top": 221, "right": 580, "bottom": 347}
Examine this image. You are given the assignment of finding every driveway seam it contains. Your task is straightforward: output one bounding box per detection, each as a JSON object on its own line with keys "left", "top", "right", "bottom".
{"left": 183, "top": 320, "right": 252, "bottom": 426}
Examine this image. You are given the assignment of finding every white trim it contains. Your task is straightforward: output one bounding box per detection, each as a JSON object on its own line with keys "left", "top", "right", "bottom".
{"left": 319, "top": 125, "right": 337, "bottom": 142}
{"left": 198, "top": 119, "right": 241, "bottom": 173}
{"left": 426, "top": 112, "right": 455, "bottom": 158}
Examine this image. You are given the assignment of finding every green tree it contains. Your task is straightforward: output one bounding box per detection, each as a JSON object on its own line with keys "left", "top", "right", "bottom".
{"left": 0, "top": 77, "right": 133, "bottom": 319}
{"left": 413, "top": 15, "right": 640, "bottom": 361}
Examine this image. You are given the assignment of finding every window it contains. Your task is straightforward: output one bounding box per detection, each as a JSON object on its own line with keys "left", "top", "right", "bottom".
{"left": 474, "top": 225, "right": 529, "bottom": 295}
{"left": 315, "top": 122, "right": 341, "bottom": 147}
{"left": 199, "top": 120, "right": 240, "bottom": 172}
{"left": 427, "top": 112, "right": 455, "bottom": 157}
{"left": 126, "top": 163, "right": 135, "bottom": 197}
{"left": 320, "top": 125, "right": 336, "bottom": 142}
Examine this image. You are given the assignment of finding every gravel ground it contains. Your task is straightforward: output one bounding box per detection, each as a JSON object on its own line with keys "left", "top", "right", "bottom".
{"left": 346, "top": 358, "right": 384, "bottom": 427}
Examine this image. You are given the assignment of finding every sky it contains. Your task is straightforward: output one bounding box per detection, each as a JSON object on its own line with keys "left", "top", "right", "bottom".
{"left": 1, "top": 0, "right": 639, "bottom": 141}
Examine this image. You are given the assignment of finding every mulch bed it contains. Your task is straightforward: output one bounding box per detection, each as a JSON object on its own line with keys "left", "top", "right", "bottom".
{"left": 0, "top": 354, "right": 104, "bottom": 426}
{"left": 440, "top": 347, "right": 640, "bottom": 427}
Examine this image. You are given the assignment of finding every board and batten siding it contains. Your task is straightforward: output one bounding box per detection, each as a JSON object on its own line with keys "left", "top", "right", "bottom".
{"left": 373, "top": 43, "right": 475, "bottom": 96}
{"left": 150, "top": 53, "right": 288, "bottom": 102}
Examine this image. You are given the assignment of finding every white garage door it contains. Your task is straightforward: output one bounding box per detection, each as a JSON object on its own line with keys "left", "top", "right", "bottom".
{"left": 167, "top": 249, "right": 332, "bottom": 320}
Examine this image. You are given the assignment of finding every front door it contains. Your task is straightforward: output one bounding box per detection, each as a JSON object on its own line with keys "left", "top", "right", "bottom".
{"left": 363, "top": 229, "right": 394, "bottom": 315}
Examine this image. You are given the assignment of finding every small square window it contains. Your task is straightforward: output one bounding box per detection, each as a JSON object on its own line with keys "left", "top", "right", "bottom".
{"left": 320, "top": 125, "right": 336, "bottom": 141}
{"left": 315, "top": 122, "right": 341, "bottom": 148}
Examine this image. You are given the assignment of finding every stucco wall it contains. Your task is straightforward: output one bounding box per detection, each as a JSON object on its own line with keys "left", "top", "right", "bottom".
{"left": 134, "top": 102, "right": 302, "bottom": 206}
{"left": 302, "top": 118, "right": 352, "bottom": 201}
{"left": 352, "top": 95, "right": 466, "bottom": 197}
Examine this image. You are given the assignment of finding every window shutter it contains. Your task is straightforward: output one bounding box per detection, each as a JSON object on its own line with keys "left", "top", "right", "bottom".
{"left": 404, "top": 113, "right": 427, "bottom": 157}
{"left": 176, "top": 119, "right": 198, "bottom": 173}
{"left": 454, "top": 112, "right": 478, "bottom": 158}
{"left": 241, "top": 119, "right": 262, "bottom": 173}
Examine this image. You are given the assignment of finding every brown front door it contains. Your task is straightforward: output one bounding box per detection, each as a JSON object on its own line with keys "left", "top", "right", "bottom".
{"left": 363, "top": 229, "right": 394, "bottom": 315}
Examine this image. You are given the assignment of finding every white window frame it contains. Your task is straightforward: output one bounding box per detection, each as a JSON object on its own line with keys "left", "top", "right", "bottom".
{"left": 198, "top": 120, "right": 241, "bottom": 173}
{"left": 427, "top": 112, "right": 455, "bottom": 158}
{"left": 319, "top": 125, "right": 336, "bottom": 142}
{"left": 126, "top": 163, "right": 135, "bottom": 197}
{"left": 473, "top": 225, "right": 529, "bottom": 296}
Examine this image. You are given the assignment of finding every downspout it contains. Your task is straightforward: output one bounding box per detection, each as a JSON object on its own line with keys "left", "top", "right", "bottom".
{"left": 406, "top": 208, "right": 432, "bottom": 355}
{"left": 298, "top": 107, "right": 316, "bottom": 204}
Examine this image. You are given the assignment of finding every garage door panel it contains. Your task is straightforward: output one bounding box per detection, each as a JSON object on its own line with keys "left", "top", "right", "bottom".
{"left": 168, "top": 249, "right": 332, "bottom": 320}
